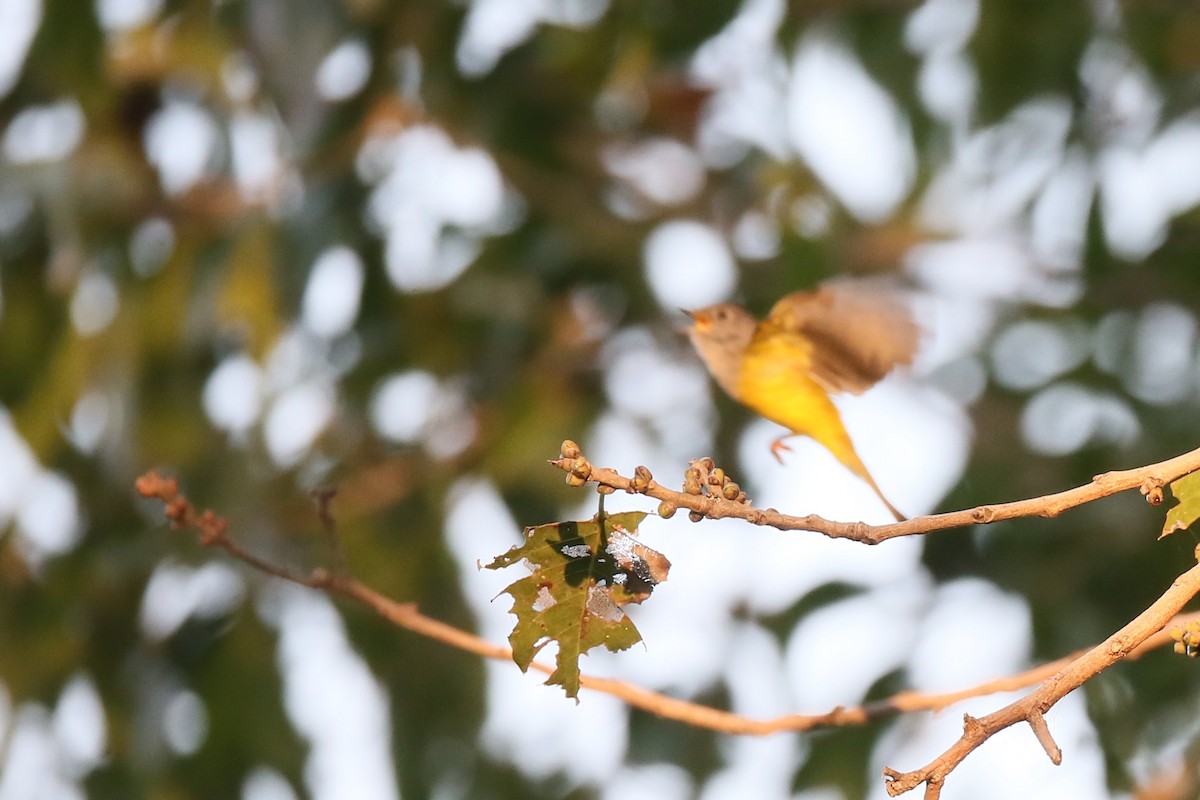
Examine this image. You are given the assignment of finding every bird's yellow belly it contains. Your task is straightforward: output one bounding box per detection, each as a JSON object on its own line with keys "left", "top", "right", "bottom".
{"left": 734, "top": 331, "right": 870, "bottom": 482}
{"left": 735, "top": 334, "right": 840, "bottom": 439}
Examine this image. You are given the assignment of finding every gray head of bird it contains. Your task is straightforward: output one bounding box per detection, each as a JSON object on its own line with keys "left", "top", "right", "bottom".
{"left": 682, "top": 303, "right": 758, "bottom": 397}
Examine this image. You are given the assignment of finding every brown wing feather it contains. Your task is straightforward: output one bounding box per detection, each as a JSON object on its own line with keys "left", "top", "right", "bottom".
{"left": 765, "top": 282, "right": 918, "bottom": 395}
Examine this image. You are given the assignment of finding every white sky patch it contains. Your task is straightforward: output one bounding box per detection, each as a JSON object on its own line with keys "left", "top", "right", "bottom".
{"left": 3, "top": 99, "right": 85, "bottom": 164}
{"left": 786, "top": 578, "right": 929, "bottom": 712}
{"left": 904, "top": 0, "right": 979, "bottom": 55}
{"left": 315, "top": 39, "right": 371, "bottom": 102}
{"left": 787, "top": 36, "right": 915, "bottom": 222}
{"left": 68, "top": 391, "right": 111, "bottom": 454}
{"left": 1098, "top": 116, "right": 1200, "bottom": 262}
{"left": 906, "top": 234, "right": 1080, "bottom": 308}
{"left": 601, "top": 327, "right": 716, "bottom": 459}
{"left": 94, "top": 0, "right": 162, "bottom": 31}
{"left": 302, "top": 246, "right": 364, "bottom": 339}
{"left": 203, "top": 354, "right": 265, "bottom": 436}
{"left": 144, "top": 101, "right": 220, "bottom": 195}
{"left": 604, "top": 138, "right": 706, "bottom": 206}
{"left": 1080, "top": 38, "right": 1161, "bottom": 146}
{"left": 369, "top": 370, "right": 476, "bottom": 459}
{"left": 139, "top": 559, "right": 246, "bottom": 641}
{"left": 700, "top": 622, "right": 805, "bottom": 800}
{"left": 267, "top": 586, "right": 399, "bottom": 800}
{"left": 990, "top": 318, "right": 1090, "bottom": 391}
{"left": 691, "top": 0, "right": 790, "bottom": 162}
{"left": 905, "top": 0, "right": 980, "bottom": 128}
{"left": 15, "top": 470, "right": 81, "bottom": 567}
{"left": 221, "top": 52, "right": 260, "bottom": 104}
{"left": 242, "top": 767, "right": 300, "bottom": 800}
{"left": 230, "top": 111, "right": 283, "bottom": 201}
{"left": 1021, "top": 382, "right": 1139, "bottom": 456}
{"left": 370, "top": 370, "right": 440, "bottom": 444}
{"left": 361, "top": 124, "right": 513, "bottom": 292}
{"left": 0, "top": 705, "right": 84, "bottom": 800}
{"left": 1143, "top": 115, "right": 1200, "bottom": 216}
{"left": 263, "top": 381, "right": 335, "bottom": 467}
{"left": 920, "top": 97, "right": 1072, "bottom": 236}
{"left": 907, "top": 578, "right": 1030, "bottom": 691}
{"left": 0, "top": 0, "right": 41, "bottom": 100}
{"left": 731, "top": 210, "right": 780, "bottom": 261}
{"left": 69, "top": 272, "right": 119, "bottom": 336}
{"left": 52, "top": 674, "right": 106, "bottom": 780}
{"left": 129, "top": 216, "right": 175, "bottom": 277}
{"left": 643, "top": 220, "right": 736, "bottom": 310}
{"left": 1126, "top": 303, "right": 1197, "bottom": 405}
{"left": 916, "top": 49, "right": 977, "bottom": 126}
{"left": 456, "top": 0, "right": 541, "bottom": 77}
{"left": 1030, "top": 149, "right": 1093, "bottom": 270}
{"left": 599, "top": 764, "right": 693, "bottom": 800}
{"left": 1098, "top": 146, "right": 1167, "bottom": 261}
{"left": 479, "top": 659, "right": 629, "bottom": 784}
{"left": 162, "top": 690, "right": 207, "bottom": 755}
{"left": 0, "top": 410, "right": 39, "bottom": 526}
{"left": 455, "top": 0, "right": 608, "bottom": 77}
{"left": 263, "top": 329, "right": 318, "bottom": 393}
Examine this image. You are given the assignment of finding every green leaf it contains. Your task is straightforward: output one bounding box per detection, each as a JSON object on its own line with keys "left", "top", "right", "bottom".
{"left": 485, "top": 510, "right": 669, "bottom": 698}
{"left": 1162, "top": 471, "right": 1200, "bottom": 538}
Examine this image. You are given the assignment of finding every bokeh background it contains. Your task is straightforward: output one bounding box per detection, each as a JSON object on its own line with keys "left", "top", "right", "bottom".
{"left": 4, "top": 0, "right": 1200, "bottom": 798}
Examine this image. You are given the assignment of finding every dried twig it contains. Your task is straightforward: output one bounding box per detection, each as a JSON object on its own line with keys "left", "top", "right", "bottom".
{"left": 550, "top": 443, "right": 1198, "bottom": 543}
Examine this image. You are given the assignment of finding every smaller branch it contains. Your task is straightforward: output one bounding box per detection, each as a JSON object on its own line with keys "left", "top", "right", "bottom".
{"left": 551, "top": 442, "right": 1200, "bottom": 543}
{"left": 1026, "top": 710, "right": 1061, "bottom": 765}
{"left": 311, "top": 487, "right": 348, "bottom": 576}
{"left": 883, "top": 560, "right": 1200, "bottom": 797}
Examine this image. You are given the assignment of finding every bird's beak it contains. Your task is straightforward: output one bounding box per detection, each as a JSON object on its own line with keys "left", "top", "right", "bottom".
{"left": 680, "top": 308, "right": 708, "bottom": 333}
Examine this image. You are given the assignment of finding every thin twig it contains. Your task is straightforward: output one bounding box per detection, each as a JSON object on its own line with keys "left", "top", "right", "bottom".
{"left": 551, "top": 444, "right": 1200, "bottom": 543}
{"left": 311, "top": 487, "right": 348, "bottom": 576}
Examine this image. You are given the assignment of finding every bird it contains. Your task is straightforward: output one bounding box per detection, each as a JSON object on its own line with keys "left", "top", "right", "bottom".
{"left": 683, "top": 282, "right": 918, "bottom": 522}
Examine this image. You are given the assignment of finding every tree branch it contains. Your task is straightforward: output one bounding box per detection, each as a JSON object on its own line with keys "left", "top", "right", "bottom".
{"left": 136, "top": 440, "right": 1200, "bottom": 795}
{"left": 550, "top": 442, "right": 1200, "bottom": 543}
{"left": 135, "top": 469, "right": 1200, "bottom": 741}
{"left": 882, "top": 559, "right": 1200, "bottom": 797}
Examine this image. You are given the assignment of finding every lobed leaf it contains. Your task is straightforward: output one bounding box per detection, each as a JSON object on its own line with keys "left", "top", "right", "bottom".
{"left": 485, "top": 510, "right": 669, "bottom": 698}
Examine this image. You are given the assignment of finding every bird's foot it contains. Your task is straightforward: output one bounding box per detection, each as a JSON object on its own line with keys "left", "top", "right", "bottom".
{"left": 770, "top": 438, "right": 793, "bottom": 465}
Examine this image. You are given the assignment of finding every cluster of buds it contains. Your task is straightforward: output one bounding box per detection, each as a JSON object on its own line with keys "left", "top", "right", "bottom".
{"left": 671, "top": 456, "right": 750, "bottom": 521}
{"left": 559, "top": 440, "right": 592, "bottom": 487}
{"left": 1170, "top": 621, "right": 1200, "bottom": 657}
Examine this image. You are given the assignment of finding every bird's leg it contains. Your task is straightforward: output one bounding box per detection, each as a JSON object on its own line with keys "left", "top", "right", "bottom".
{"left": 770, "top": 436, "right": 795, "bottom": 464}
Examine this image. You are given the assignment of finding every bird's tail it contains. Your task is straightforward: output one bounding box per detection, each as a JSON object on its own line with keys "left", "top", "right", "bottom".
{"left": 868, "top": 478, "right": 906, "bottom": 523}
{"left": 810, "top": 427, "right": 906, "bottom": 523}
{"left": 840, "top": 441, "right": 902, "bottom": 522}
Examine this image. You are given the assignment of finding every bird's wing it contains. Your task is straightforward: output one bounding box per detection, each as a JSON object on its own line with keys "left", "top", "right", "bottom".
{"left": 764, "top": 282, "right": 919, "bottom": 395}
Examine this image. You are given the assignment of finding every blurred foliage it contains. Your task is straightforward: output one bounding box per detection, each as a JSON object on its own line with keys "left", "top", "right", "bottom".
{"left": 4, "top": 0, "right": 1200, "bottom": 798}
